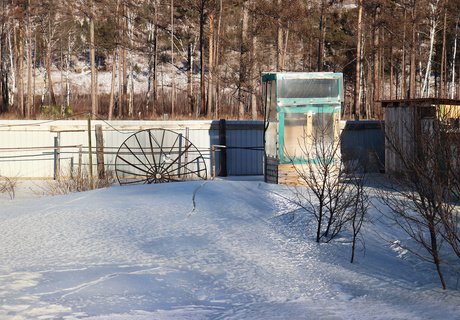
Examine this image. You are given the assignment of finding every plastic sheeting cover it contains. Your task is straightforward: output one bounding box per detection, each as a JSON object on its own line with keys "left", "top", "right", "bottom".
{"left": 278, "top": 79, "right": 339, "bottom": 99}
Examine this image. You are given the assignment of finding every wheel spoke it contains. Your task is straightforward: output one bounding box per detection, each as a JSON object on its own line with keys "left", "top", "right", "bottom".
{"left": 161, "top": 144, "right": 193, "bottom": 173}
{"left": 148, "top": 130, "right": 159, "bottom": 170}
{"left": 135, "top": 133, "right": 155, "bottom": 170}
{"left": 121, "top": 142, "right": 152, "bottom": 172}
{"left": 116, "top": 154, "right": 152, "bottom": 175}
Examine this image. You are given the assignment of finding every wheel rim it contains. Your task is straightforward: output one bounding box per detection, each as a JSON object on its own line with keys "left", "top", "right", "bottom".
{"left": 115, "top": 129, "right": 207, "bottom": 185}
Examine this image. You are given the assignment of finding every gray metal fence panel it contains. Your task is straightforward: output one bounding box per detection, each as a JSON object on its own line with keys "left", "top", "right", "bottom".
{"left": 340, "top": 120, "right": 385, "bottom": 173}
{"left": 209, "top": 121, "right": 264, "bottom": 176}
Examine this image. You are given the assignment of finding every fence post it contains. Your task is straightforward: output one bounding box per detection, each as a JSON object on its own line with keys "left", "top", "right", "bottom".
{"left": 87, "top": 115, "right": 94, "bottom": 189}
{"left": 95, "top": 124, "right": 105, "bottom": 179}
{"left": 78, "top": 145, "right": 83, "bottom": 179}
{"left": 53, "top": 133, "right": 60, "bottom": 180}
{"left": 218, "top": 119, "right": 227, "bottom": 177}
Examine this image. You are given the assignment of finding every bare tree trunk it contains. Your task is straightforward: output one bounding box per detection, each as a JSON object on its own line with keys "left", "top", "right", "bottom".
{"left": 199, "top": 0, "right": 206, "bottom": 117}
{"left": 239, "top": 0, "right": 249, "bottom": 119}
{"left": 281, "top": 25, "right": 289, "bottom": 70}
{"left": 127, "top": 9, "right": 134, "bottom": 117}
{"left": 109, "top": 0, "right": 120, "bottom": 120}
{"left": 422, "top": 2, "right": 438, "bottom": 98}
{"left": 90, "top": 0, "right": 97, "bottom": 118}
{"left": 317, "top": 0, "right": 325, "bottom": 71}
{"left": 372, "top": 14, "right": 380, "bottom": 118}
{"left": 409, "top": 2, "right": 417, "bottom": 99}
{"left": 46, "top": 32, "right": 56, "bottom": 108}
{"left": 250, "top": 32, "right": 258, "bottom": 119}
{"left": 18, "top": 26, "right": 24, "bottom": 116}
{"left": 7, "top": 25, "right": 15, "bottom": 109}
{"left": 207, "top": 11, "right": 214, "bottom": 117}
{"left": 108, "top": 48, "right": 117, "bottom": 120}
{"left": 452, "top": 18, "right": 458, "bottom": 99}
{"left": 276, "top": 0, "right": 282, "bottom": 71}
{"left": 153, "top": 4, "right": 158, "bottom": 110}
{"left": 214, "top": 0, "right": 222, "bottom": 118}
{"left": 64, "top": 34, "right": 71, "bottom": 109}
{"left": 146, "top": 0, "right": 158, "bottom": 116}
{"left": 188, "top": 42, "right": 194, "bottom": 115}
{"left": 380, "top": 32, "right": 385, "bottom": 103}
{"left": 170, "top": 0, "right": 175, "bottom": 116}
{"left": 390, "top": 45, "right": 394, "bottom": 99}
{"left": 26, "top": 0, "right": 32, "bottom": 118}
{"left": 354, "top": 0, "right": 363, "bottom": 120}
{"left": 440, "top": 8, "right": 447, "bottom": 98}
{"left": 401, "top": 9, "right": 407, "bottom": 99}
{"left": 0, "top": 1, "right": 4, "bottom": 111}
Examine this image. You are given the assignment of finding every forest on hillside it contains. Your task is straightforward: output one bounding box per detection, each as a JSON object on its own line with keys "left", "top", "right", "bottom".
{"left": 0, "top": 0, "right": 459, "bottom": 120}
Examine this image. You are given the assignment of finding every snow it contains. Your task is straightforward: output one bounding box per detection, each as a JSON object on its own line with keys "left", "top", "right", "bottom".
{"left": 0, "top": 179, "right": 460, "bottom": 319}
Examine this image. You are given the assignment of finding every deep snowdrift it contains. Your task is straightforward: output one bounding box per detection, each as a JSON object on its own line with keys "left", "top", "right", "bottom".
{"left": 0, "top": 179, "right": 459, "bottom": 319}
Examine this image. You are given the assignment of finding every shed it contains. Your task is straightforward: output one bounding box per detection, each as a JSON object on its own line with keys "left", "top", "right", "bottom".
{"left": 262, "top": 72, "right": 343, "bottom": 184}
{"left": 382, "top": 98, "right": 460, "bottom": 174}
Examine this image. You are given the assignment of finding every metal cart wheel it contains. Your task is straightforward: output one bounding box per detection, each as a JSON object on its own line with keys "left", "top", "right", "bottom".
{"left": 115, "top": 129, "right": 207, "bottom": 185}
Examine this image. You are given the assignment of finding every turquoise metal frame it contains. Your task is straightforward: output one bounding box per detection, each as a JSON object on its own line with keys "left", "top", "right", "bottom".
{"left": 262, "top": 72, "right": 343, "bottom": 164}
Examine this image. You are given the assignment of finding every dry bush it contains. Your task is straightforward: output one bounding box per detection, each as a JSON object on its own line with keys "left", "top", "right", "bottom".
{"left": 0, "top": 176, "right": 16, "bottom": 199}
{"left": 43, "top": 168, "right": 115, "bottom": 195}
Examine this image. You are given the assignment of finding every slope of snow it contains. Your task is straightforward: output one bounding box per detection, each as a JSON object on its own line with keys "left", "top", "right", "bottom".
{"left": 0, "top": 179, "right": 459, "bottom": 319}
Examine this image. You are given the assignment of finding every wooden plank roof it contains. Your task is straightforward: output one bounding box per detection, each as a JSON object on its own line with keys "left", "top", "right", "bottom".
{"left": 381, "top": 98, "right": 460, "bottom": 107}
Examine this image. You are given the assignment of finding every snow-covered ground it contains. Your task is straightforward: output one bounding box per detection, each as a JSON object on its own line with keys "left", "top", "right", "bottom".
{"left": 1, "top": 178, "right": 460, "bottom": 319}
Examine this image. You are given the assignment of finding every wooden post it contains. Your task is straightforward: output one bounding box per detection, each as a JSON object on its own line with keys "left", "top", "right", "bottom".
{"left": 53, "top": 134, "right": 60, "bottom": 180}
{"left": 87, "top": 115, "right": 94, "bottom": 188}
{"left": 218, "top": 119, "right": 227, "bottom": 176}
{"left": 78, "top": 145, "right": 82, "bottom": 180}
{"left": 95, "top": 124, "right": 105, "bottom": 179}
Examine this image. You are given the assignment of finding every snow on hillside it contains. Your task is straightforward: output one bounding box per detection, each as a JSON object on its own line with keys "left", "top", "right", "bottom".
{"left": 0, "top": 179, "right": 460, "bottom": 319}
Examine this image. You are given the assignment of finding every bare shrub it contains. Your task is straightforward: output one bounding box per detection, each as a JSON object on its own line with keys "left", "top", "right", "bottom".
{"left": 289, "top": 117, "right": 369, "bottom": 257}
{"left": 0, "top": 176, "right": 16, "bottom": 199}
{"left": 381, "top": 109, "right": 460, "bottom": 289}
{"left": 42, "top": 168, "right": 114, "bottom": 195}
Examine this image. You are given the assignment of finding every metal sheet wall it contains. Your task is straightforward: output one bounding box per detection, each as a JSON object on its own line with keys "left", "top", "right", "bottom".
{"left": 340, "top": 120, "right": 385, "bottom": 173}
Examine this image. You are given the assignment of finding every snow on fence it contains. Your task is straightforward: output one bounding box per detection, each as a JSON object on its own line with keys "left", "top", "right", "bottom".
{"left": 0, "top": 120, "right": 264, "bottom": 180}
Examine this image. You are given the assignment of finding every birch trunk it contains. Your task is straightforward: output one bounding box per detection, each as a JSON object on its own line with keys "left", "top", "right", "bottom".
{"left": 422, "top": 1, "right": 438, "bottom": 98}
{"left": 18, "top": 26, "right": 24, "bottom": 116}
{"left": 451, "top": 18, "right": 458, "bottom": 99}
{"left": 440, "top": 9, "right": 447, "bottom": 98}
{"left": 188, "top": 42, "right": 194, "bottom": 115}
{"left": 8, "top": 24, "right": 15, "bottom": 108}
